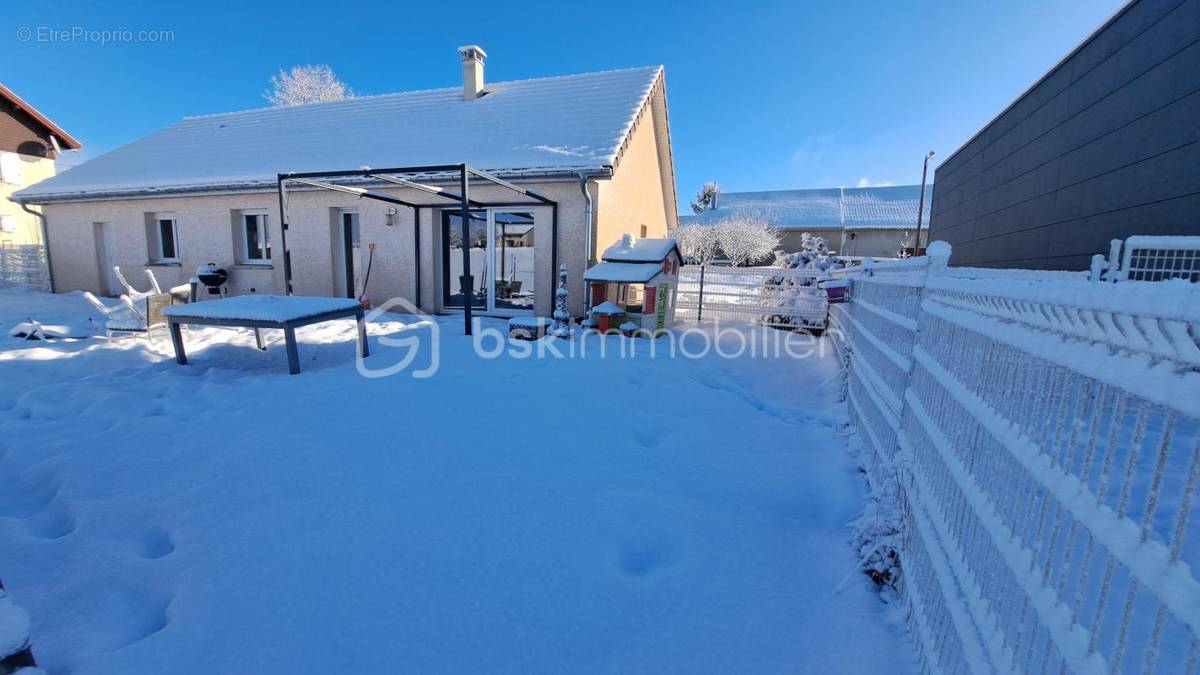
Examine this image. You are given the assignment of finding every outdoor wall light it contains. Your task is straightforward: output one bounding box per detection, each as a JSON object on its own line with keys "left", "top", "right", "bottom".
{"left": 385, "top": 207, "right": 397, "bottom": 226}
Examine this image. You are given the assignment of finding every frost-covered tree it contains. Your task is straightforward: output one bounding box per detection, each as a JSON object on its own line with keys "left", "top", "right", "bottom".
{"left": 763, "top": 231, "right": 845, "bottom": 330}
{"left": 689, "top": 181, "right": 721, "bottom": 215}
{"left": 674, "top": 221, "right": 719, "bottom": 265}
{"left": 264, "top": 65, "right": 354, "bottom": 106}
{"left": 777, "top": 232, "right": 844, "bottom": 276}
{"left": 549, "top": 263, "right": 573, "bottom": 338}
{"left": 715, "top": 216, "right": 781, "bottom": 267}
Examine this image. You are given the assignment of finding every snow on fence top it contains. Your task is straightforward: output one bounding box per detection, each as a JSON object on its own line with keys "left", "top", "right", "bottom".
{"left": 832, "top": 241, "right": 1200, "bottom": 675}
{"left": 14, "top": 66, "right": 663, "bottom": 201}
{"left": 1118, "top": 236, "right": 1200, "bottom": 282}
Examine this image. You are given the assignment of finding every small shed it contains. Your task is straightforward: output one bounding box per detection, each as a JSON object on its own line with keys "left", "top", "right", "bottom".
{"left": 584, "top": 235, "right": 681, "bottom": 334}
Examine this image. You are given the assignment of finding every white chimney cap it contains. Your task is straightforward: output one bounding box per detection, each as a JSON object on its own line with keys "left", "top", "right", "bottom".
{"left": 457, "top": 45, "right": 487, "bottom": 59}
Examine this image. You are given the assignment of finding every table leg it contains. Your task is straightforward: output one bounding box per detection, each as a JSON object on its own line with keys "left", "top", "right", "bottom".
{"left": 254, "top": 327, "right": 265, "bottom": 351}
{"left": 169, "top": 321, "right": 187, "bottom": 365}
{"left": 356, "top": 309, "right": 369, "bottom": 358}
{"left": 284, "top": 326, "right": 300, "bottom": 375}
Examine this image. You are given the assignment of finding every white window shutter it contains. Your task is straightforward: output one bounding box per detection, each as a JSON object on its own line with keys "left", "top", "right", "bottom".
{"left": 0, "top": 152, "right": 22, "bottom": 185}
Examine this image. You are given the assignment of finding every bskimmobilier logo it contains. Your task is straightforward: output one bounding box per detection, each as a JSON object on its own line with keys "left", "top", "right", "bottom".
{"left": 355, "top": 298, "right": 440, "bottom": 379}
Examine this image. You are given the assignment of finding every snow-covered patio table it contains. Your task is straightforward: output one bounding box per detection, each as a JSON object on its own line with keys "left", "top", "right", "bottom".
{"left": 163, "top": 295, "right": 368, "bottom": 374}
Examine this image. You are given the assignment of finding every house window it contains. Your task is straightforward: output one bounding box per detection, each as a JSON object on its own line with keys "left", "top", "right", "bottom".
{"left": 0, "top": 215, "right": 15, "bottom": 233}
{"left": 640, "top": 224, "right": 647, "bottom": 238}
{"left": 240, "top": 212, "right": 271, "bottom": 263}
{"left": 152, "top": 215, "right": 179, "bottom": 262}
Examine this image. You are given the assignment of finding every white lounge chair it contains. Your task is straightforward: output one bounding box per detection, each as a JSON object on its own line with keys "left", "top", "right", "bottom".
{"left": 83, "top": 291, "right": 147, "bottom": 338}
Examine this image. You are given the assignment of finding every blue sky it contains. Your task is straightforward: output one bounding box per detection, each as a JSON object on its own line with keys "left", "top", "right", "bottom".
{"left": 4, "top": 0, "right": 1123, "bottom": 209}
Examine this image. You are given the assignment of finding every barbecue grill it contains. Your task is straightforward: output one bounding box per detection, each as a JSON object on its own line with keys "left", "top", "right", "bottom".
{"left": 196, "top": 264, "right": 228, "bottom": 296}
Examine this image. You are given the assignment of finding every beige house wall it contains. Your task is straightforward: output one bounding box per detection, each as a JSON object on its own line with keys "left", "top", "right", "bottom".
{"left": 839, "top": 229, "right": 910, "bottom": 259}
{"left": 776, "top": 228, "right": 909, "bottom": 259}
{"left": 41, "top": 179, "right": 594, "bottom": 315}
{"left": 592, "top": 92, "right": 674, "bottom": 259}
{"left": 1, "top": 154, "right": 56, "bottom": 246}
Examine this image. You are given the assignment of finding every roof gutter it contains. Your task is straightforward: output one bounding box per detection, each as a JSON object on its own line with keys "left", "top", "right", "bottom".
{"left": 18, "top": 200, "right": 54, "bottom": 293}
{"left": 15, "top": 168, "right": 615, "bottom": 205}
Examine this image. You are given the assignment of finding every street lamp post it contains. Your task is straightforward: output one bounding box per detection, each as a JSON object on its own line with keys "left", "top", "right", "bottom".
{"left": 915, "top": 150, "right": 935, "bottom": 253}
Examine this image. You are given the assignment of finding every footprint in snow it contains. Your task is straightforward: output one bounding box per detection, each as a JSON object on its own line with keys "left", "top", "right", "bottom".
{"left": 629, "top": 415, "right": 668, "bottom": 449}
{"left": 0, "top": 474, "right": 62, "bottom": 518}
{"left": 27, "top": 508, "right": 76, "bottom": 540}
{"left": 136, "top": 529, "right": 176, "bottom": 560}
{"left": 97, "top": 590, "right": 172, "bottom": 652}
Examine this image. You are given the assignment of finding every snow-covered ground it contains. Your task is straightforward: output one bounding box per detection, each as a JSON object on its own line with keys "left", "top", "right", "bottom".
{"left": 0, "top": 289, "right": 912, "bottom": 674}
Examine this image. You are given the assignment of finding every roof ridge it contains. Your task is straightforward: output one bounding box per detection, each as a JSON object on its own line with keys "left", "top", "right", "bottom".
{"left": 184, "top": 64, "right": 664, "bottom": 121}
{"left": 718, "top": 184, "right": 924, "bottom": 198}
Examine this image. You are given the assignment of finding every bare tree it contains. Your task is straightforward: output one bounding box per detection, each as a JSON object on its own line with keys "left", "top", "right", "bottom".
{"left": 689, "top": 181, "right": 721, "bottom": 215}
{"left": 264, "top": 65, "right": 354, "bottom": 106}
{"left": 674, "top": 221, "right": 720, "bottom": 265}
{"left": 715, "top": 216, "right": 781, "bottom": 266}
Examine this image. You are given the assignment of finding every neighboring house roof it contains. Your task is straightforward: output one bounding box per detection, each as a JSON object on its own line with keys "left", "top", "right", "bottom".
{"left": 600, "top": 236, "right": 679, "bottom": 263}
{"left": 14, "top": 66, "right": 664, "bottom": 202}
{"left": 680, "top": 185, "right": 930, "bottom": 231}
{"left": 0, "top": 82, "right": 82, "bottom": 152}
{"left": 584, "top": 262, "right": 664, "bottom": 283}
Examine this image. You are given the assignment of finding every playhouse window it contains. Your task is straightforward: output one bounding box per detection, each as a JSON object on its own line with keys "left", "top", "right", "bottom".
{"left": 619, "top": 284, "right": 645, "bottom": 313}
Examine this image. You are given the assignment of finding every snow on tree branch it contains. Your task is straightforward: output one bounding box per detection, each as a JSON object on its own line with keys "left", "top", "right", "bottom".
{"left": 714, "top": 216, "right": 781, "bottom": 267}
{"left": 689, "top": 182, "right": 721, "bottom": 215}
{"left": 674, "top": 222, "right": 720, "bottom": 265}
{"left": 264, "top": 65, "right": 355, "bottom": 107}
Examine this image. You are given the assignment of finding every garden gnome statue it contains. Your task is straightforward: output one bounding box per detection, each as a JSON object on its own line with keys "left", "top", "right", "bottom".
{"left": 549, "top": 263, "right": 572, "bottom": 338}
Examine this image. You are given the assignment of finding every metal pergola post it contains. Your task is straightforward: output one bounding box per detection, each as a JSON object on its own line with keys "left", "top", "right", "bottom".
{"left": 276, "top": 176, "right": 294, "bottom": 295}
{"left": 276, "top": 163, "right": 557, "bottom": 337}
{"left": 458, "top": 164, "right": 474, "bottom": 336}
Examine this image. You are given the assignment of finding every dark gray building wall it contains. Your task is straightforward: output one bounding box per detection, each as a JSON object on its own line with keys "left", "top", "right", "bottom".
{"left": 928, "top": 0, "right": 1200, "bottom": 270}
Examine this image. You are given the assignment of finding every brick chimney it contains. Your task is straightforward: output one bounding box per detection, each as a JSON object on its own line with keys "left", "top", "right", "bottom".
{"left": 457, "top": 45, "right": 487, "bottom": 100}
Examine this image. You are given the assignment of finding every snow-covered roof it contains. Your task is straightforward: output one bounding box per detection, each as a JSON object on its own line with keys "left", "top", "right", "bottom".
{"left": 585, "top": 262, "right": 663, "bottom": 283}
{"left": 600, "top": 236, "right": 679, "bottom": 263}
{"left": 680, "top": 185, "right": 930, "bottom": 231}
{"left": 14, "top": 66, "right": 664, "bottom": 202}
{"left": 591, "top": 300, "right": 626, "bottom": 315}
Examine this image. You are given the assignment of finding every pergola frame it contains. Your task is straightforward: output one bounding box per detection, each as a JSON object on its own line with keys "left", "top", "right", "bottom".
{"left": 277, "top": 164, "right": 559, "bottom": 335}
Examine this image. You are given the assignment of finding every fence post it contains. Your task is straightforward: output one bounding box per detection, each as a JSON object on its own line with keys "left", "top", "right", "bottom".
{"left": 696, "top": 265, "right": 705, "bottom": 322}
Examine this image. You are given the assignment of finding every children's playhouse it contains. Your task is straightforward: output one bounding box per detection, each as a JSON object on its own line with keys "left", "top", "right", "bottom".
{"left": 584, "top": 235, "right": 682, "bottom": 335}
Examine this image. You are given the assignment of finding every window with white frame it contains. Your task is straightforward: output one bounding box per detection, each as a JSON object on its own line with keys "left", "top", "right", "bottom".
{"left": 152, "top": 214, "right": 179, "bottom": 262}
{"left": 240, "top": 212, "right": 271, "bottom": 263}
